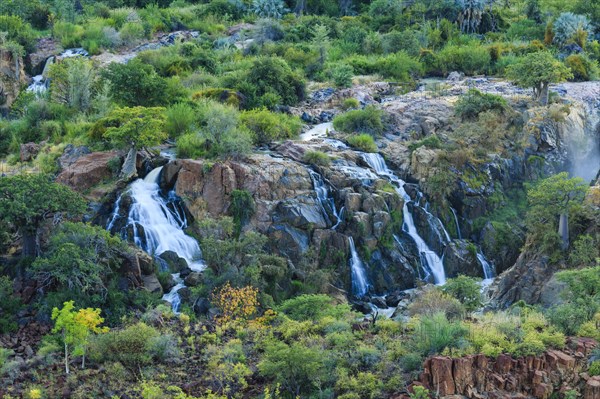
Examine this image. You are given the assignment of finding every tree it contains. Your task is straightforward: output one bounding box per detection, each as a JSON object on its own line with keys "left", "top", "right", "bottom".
{"left": 442, "top": 275, "right": 483, "bottom": 312}
{"left": 244, "top": 57, "right": 305, "bottom": 108}
{"left": 211, "top": 282, "right": 259, "bottom": 325}
{"left": 526, "top": 172, "right": 588, "bottom": 250}
{"left": 48, "top": 57, "right": 96, "bottom": 112}
{"left": 51, "top": 300, "right": 108, "bottom": 374}
{"left": 553, "top": 12, "right": 592, "bottom": 48}
{"left": 95, "top": 106, "right": 166, "bottom": 177}
{"left": 0, "top": 174, "right": 86, "bottom": 258}
{"left": 251, "top": 0, "right": 288, "bottom": 18}
{"left": 102, "top": 59, "right": 167, "bottom": 107}
{"left": 506, "top": 51, "right": 573, "bottom": 105}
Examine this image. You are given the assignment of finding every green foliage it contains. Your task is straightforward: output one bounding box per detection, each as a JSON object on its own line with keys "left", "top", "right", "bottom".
{"left": 347, "top": 134, "right": 378, "bottom": 153}
{"left": 341, "top": 98, "right": 360, "bottom": 110}
{"left": 230, "top": 189, "right": 255, "bottom": 236}
{"left": 0, "top": 174, "right": 86, "bottom": 257}
{"left": 436, "top": 44, "right": 491, "bottom": 76}
{"left": 96, "top": 106, "right": 167, "bottom": 150}
{"left": 242, "top": 57, "right": 305, "bottom": 108}
{"left": 303, "top": 150, "right": 331, "bottom": 166}
{"left": 410, "top": 312, "right": 468, "bottom": 356}
{"left": 408, "top": 135, "right": 442, "bottom": 152}
{"left": 553, "top": 12, "right": 592, "bottom": 47}
{"left": 258, "top": 340, "right": 324, "bottom": 396}
{"left": 564, "top": 54, "right": 599, "bottom": 81}
{"left": 506, "top": 51, "right": 573, "bottom": 104}
{"left": 32, "top": 222, "right": 129, "bottom": 304}
{"left": 251, "top": 0, "right": 288, "bottom": 19}
{"left": 333, "top": 106, "right": 386, "bottom": 136}
{"left": 442, "top": 275, "right": 483, "bottom": 312}
{"left": 455, "top": 89, "right": 507, "bottom": 120}
{"left": 165, "top": 103, "right": 196, "bottom": 138}
{"left": 408, "top": 287, "right": 466, "bottom": 320}
{"left": 329, "top": 63, "right": 354, "bottom": 88}
{"left": 240, "top": 108, "right": 302, "bottom": 145}
{"left": 90, "top": 322, "right": 162, "bottom": 370}
{"left": 48, "top": 57, "right": 96, "bottom": 112}
{"left": 409, "top": 386, "right": 431, "bottom": 399}
{"left": 102, "top": 59, "right": 169, "bottom": 107}
{"left": 277, "top": 294, "right": 351, "bottom": 321}
{"left": 0, "top": 276, "right": 21, "bottom": 333}
{"left": 0, "top": 15, "right": 36, "bottom": 52}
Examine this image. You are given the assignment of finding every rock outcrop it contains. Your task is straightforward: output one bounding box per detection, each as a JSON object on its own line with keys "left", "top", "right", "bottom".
{"left": 0, "top": 50, "right": 27, "bottom": 114}
{"left": 56, "top": 151, "right": 121, "bottom": 192}
{"left": 418, "top": 338, "right": 598, "bottom": 399}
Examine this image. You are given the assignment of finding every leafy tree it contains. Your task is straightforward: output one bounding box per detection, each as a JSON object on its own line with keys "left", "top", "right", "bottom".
{"left": 230, "top": 189, "right": 255, "bottom": 236}
{"left": 0, "top": 174, "right": 86, "bottom": 258}
{"left": 51, "top": 300, "right": 108, "bottom": 374}
{"left": 526, "top": 172, "right": 588, "bottom": 250}
{"left": 48, "top": 57, "right": 96, "bottom": 112}
{"left": 32, "top": 222, "right": 129, "bottom": 304}
{"left": 243, "top": 57, "right": 305, "bottom": 108}
{"left": 506, "top": 51, "right": 573, "bottom": 105}
{"left": 102, "top": 59, "right": 167, "bottom": 107}
{"left": 98, "top": 106, "right": 167, "bottom": 150}
{"left": 195, "top": 102, "right": 253, "bottom": 158}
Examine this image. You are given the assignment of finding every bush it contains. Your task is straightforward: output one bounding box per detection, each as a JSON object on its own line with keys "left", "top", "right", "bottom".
{"left": 382, "top": 30, "right": 422, "bottom": 56}
{"left": 176, "top": 132, "right": 204, "bottom": 159}
{"left": 0, "top": 15, "right": 36, "bottom": 52}
{"left": 373, "top": 52, "right": 423, "bottom": 81}
{"left": 303, "top": 150, "right": 331, "bottom": 166}
{"left": 436, "top": 44, "right": 491, "bottom": 76}
{"left": 408, "top": 287, "right": 465, "bottom": 320}
{"left": 240, "top": 108, "right": 302, "bottom": 145}
{"left": 165, "top": 103, "right": 196, "bottom": 138}
{"left": 442, "top": 275, "right": 482, "bottom": 312}
{"left": 102, "top": 60, "right": 167, "bottom": 107}
{"left": 411, "top": 312, "right": 468, "bottom": 356}
{"left": 564, "top": 54, "right": 599, "bottom": 81}
{"left": 90, "top": 322, "right": 159, "bottom": 370}
{"left": 455, "top": 89, "right": 507, "bottom": 120}
{"left": 242, "top": 57, "right": 305, "bottom": 108}
{"left": 347, "top": 134, "right": 377, "bottom": 153}
{"left": 553, "top": 12, "right": 592, "bottom": 48}
{"left": 333, "top": 106, "right": 386, "bottom": 136}
{"left": 341, "top": 98, "right": 360, "bottom": 110}
{"left": 329, "top": 63, "right": 354, "bottom": 88}
{"left": 120, "top": 22, "right": 146, "bottom": 46}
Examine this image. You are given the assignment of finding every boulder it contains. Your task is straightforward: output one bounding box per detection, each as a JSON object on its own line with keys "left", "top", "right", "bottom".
{"left": 409, "top": 203, "right": 449, "bottom": 255}
{"left": 273, "top": 198, "right": 328, "bottom": 229}
{"left": 585, "top": 376, "right": 600, "bottom": 399}
{"left": 136, "top": 250, "right": 155, "bottom": 276}
{"left": 56, "top": 151, "right": 121, "bottom": 192}
{"left": 443, "top": 240, "right": 484, "bottom": 278}
{"left": 142, "top": 274, "right": 163, "bottom": 295}
{"left": 57, "top": 144, "right": 91, "bottom": 170}
{"left": 20, "top": 143, "right": 41, "bottom": 162}
{"left": 157, "top": 251, "right": 188, "bottom": 273}
{"left": 268, "top": 224, "right": 310, "bottom": 263}
{"left": 0, "top": 51, "right": 27, "bottom": 112}
{"left": 184, "top": 272, "right": 204, "bottom": 287}
{"left": 160, "top": 274, "right": 176, "bottom": 292}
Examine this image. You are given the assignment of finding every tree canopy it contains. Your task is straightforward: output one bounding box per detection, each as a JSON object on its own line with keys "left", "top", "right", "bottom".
{"left": 97, "top": 106, "right": 167, "bottom": 150}
{"left": 0, "top": 174, "right": 86, "bottom": 257}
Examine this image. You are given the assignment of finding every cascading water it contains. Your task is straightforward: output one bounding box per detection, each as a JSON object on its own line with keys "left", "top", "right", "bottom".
{"left": 361, "top": 153, "right": 447, "bottom": 285}
{"left": 107, "top": 166, "right": 205, "bottom": 311}
{"left": 477, "top": 252, "right": 495, "bottom": 281}
{"left": 348, "top": 237, "right": 371, "bottom": 297}
{"left": 308, "top": 169, "right": 342, "bottom": 229}
{"left": 450, "top": 207, "right": 462, "bottom": 239}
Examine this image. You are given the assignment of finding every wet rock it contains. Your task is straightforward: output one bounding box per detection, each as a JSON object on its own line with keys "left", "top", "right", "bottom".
{"left": 268, "top": 224, "right": 309, "bottom": 263}
{"left": 193, "top": 297, "right": 211, "bottom": 315}
{"left": 409, "top": 203, "right": 449, "bottom": 255}
{"left": 158, "top": 251, "right": 188, "bottom": 273}
{"left": 479, "top": 221, "right": 523, "bottom": 274}
{"left": 443, "top": 240, "right": 483, "bottom": 278}
{"left": 137, "top": 250, "right": 155, "bottom": 275}
{"left": 184, "top": 272, "right": 203, "bottom": 287}
{"left": 273, "top": 198, "right": 328, "bottom": 229}
{"left": 160, "top": 273, "right": 176, "bottom": 292}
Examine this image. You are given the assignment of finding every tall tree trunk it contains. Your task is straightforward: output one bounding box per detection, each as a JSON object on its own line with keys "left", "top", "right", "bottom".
{"left": 558, "top": 213, "right": 569, "bottom": 250}
{"left": 539, "top": 82, "right": 549, "bottom": 105}
{"left": 294, "top": 0, "right": 306, "bottom": 15}
{"left": 120, "top": 146, "right": 137, "bottom": 180}
{"left": 65, "top": 343, "right": 70, "bottom": 374}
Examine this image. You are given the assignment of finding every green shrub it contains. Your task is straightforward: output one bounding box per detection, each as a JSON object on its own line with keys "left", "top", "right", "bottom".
{"left": 333, "top": 106, "right": 386, "bottom": 136}
{"left": 341, "top": 98, "right": 360, "bottom": 110}
{"left": 455, "top": 89, "right": 507, "bottom": 120}
{"left": 242, "top": 57, "right": 305, "bottom": 108}
{"left": 53, "top": 21, "right": 84, "bottom": 48}
{"left": 564, "top": 54, "right": 599, "bottom": 81}
{"left": 382, "top": 30, "right": 422, "bottom": 56}
{"left": 176, "top": 133, "right": 205, "bottom": 159}
{"left": 303, "top": 150, "right": 331, "bottom": 166}
{"left": 590, "top": 361, "right": 600, "bottom": 376}
{"left": 347, "top": 134, "right": 377, "bottom": 153}
{"left": 90, "top": 322, "right": 159, "bottom": 370}
{"left": 411, "top": 312, "right": 468, "bottom": 356}
{"left": 0, "top": 15, "right": 36, "bottom": 52}
{"left": 165, "top": 103, "right": 196, "bottom": 138}
{"left": 407, "top": 288, "right": 465, "bottom": 320}
{"left": 442, "top": 275, "right": 482, "bottom": 312}
{"left": 277, "top": 294, "right": 351, "bottom": 322}
{"left": 408, "top": 135, "right": 442, "bottom": 152}
{"left": 437, "top": 44, "right": 491, "bottom": 76}
{"left": 240, "top": 108, "right": 302, "bottom": 145}
{"left": 329, "top": 63, "right": 354, "bottom": 88}
{"left": 373, "top": 52, "right": 423, "bottom": 81}
{"left": 505, "top": 19, "right": 545, "bottom": 41}
{"left": 102, "top": 60, "right": 167, "bottom": 107}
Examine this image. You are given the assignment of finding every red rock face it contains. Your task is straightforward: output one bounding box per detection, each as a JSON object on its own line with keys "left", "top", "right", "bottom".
{"left": 56, "top": 151, "right": 120, "bottom": 192}
{"left": 419, "top": 339, "right": 598, "bottom": 399}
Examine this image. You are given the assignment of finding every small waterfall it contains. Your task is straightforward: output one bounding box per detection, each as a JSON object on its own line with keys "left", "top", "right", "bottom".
{"left": 450, "top": 207, "right": 462, "bottom": 239}
{"left": 348, "top": 237, "right": 370, "bottom": 297}
{"left": 308, "top": 169, "right": 341, "bottom": 229}
{"left": 361, "top": 153, "right": 447, "bottom": 284}
{"left": 477, "top": 252, "right": 495, "bottom": 281}
{"left": 107, "top": 166, "right": 205, "bottom": 311}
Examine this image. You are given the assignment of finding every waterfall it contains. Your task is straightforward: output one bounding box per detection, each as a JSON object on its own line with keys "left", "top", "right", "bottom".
{"left": 477, "top": 252, "right": 495, "bottom": 281}
{"left": 107, "top": 166, "right": 205, "bottom": 311}
{"left": 308, "top": 169, "right": 341, "bottom": 229}
{"left": 361, "top": 153, "right": 447, "bottom": 285}
{"left": 348, "top": 237, "right": 370, "bottom": 297}
{"left": 450, "top": 207, "right": 462, "bottom": 239}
